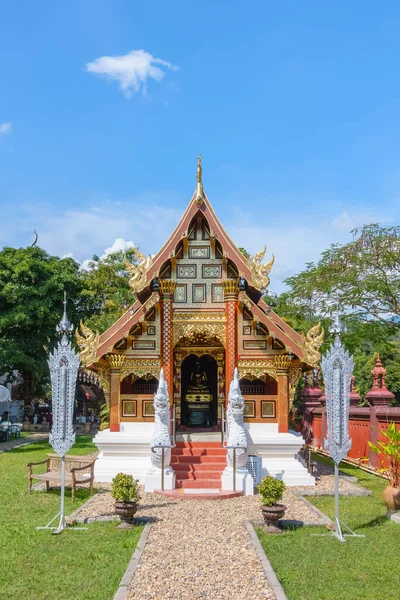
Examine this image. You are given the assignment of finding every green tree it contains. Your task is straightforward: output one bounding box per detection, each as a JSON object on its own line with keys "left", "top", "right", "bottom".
{"left": 284, "top": 224, "right": 400, "bottom": 328}
{"left": 78, "top": 248, "right": 137, "bottom": 334}
{"left": 0, "top": 246, "right": 82, "bottom": 410}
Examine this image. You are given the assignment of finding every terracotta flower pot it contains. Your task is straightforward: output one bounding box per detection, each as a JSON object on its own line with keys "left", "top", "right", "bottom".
{"left": 261, "top": 504, "right": 286, "bottom": 534}
{"left": 382, "top": 486, "right": 400, "bottom": 512}
{"left": 115, "top": 501, "right": 138, "bottom": 529}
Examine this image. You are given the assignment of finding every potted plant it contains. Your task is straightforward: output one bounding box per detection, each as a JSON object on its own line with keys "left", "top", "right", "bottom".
{"left": 368, "top": 422, "right": 400, "bottom": 513}
{"left": 257, "top": 475, "right": 286, "bottom": 533}
{"left": 111, "top": 473, "right": 140, "bottom": 528}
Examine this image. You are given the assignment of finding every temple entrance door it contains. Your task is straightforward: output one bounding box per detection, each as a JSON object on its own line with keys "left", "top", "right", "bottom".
{"left": 180, "top": 354, "right": 218, "bottom": 430}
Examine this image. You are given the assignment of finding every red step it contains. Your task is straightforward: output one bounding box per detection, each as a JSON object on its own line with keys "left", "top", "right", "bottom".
{"left": 173, "top": 471, "right": 222, "bottom": 481}
{"left": 176, "top": 479, "right": 223, "bottom": 489}
{"left": 171, "top": 455, "right": 226, "bottom": 464}
{"left": 171, "top": 441, "right": 227, "bottom": 490}
{"left": 172, "top": 448, "right": 226, "bottom": 456}
{"left": 171, "top": 462, "right": 225, "bottom": 472}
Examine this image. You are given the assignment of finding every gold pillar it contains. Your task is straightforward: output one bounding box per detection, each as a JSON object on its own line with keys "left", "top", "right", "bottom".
{"left": 107, "top": 355, "right": 125, "bottom": 432}
{"left": 223, "top": 279, "right": 239, "bottom": 400}
{"left": 159, "top": 280, "right": 176, "bottom": 402}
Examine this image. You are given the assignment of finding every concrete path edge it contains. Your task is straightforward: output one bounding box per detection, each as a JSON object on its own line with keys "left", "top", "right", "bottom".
{"left": 113, "top": 522, "right": 152, "bottom": 600}
{"left": 245, "top": 520, "right": 289, "bottom": 600}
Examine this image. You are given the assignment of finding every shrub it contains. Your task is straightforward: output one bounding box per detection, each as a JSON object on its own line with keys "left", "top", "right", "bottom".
{"left": 99, "top": 403, "right": 110, "bottom": 431}
{"left": 257, "top": 475, "right": 286, "bottom": 506}
{"left": 368, "top": 422, "right": 400, "bottom": 487}
{"left": 111, "top": 473, "right": 140, "bottom": 503}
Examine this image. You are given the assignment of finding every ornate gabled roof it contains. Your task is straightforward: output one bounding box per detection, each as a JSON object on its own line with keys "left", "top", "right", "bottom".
{"left": 84, "top": 157, "right": 318, "bottom": 367}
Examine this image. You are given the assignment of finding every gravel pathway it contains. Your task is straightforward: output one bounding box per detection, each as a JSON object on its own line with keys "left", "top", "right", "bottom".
{"left": 70, "top": 458, "right": 370, "bottom": 600}
{"left": 75, "top": 487, "right": 326, "bottom": 600}
{"left": 127, "top": 493, "right": 276, "bottom": 600}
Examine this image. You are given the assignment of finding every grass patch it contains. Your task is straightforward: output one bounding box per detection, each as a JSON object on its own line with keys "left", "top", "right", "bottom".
{"left": 257, "top": 456, "right": 400, "bottom": 600}
{"left": 0, "top": 436, "right": 143, "bottom": 600}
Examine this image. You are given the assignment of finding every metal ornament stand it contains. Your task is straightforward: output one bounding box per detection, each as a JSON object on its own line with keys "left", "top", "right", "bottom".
{"left": 319, "top": 312, "right": 364, "bottom": 542}
{"left": 37, "top": 293, "right": 85, "bottom": 535}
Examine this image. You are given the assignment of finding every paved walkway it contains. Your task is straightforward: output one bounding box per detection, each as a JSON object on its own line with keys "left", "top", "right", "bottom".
{"left": 0, "top": 433, "right": 49, "bottom": 453}
{"left": 126, "top": 493, "right": 275, "bottom": 600}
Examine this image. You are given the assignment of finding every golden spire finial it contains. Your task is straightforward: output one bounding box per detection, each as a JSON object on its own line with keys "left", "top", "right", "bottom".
{"left": 197, "top": 153, "right": 202, "bottom": 183}
{"left": 195, "top": 153, "right": 204, "bottom": 207}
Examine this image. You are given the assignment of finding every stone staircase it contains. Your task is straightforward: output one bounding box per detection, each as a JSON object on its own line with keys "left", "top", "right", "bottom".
{"left": 171, "top": 441, "right": 227, "bottom": 489}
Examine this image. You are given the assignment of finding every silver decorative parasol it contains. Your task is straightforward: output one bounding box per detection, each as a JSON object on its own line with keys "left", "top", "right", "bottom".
{"left": 320, "top": 311, "right": 364, "bottom": 542}
{"left": 37, "top": 292, "right": 82, "bottom": 535}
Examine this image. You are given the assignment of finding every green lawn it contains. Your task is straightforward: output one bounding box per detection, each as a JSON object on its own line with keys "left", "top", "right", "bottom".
{"left": 0, "top": 436, "right": 143, "bottom": 600}
{"left": 258, "top": 457, "right": 400, "bottom": 600}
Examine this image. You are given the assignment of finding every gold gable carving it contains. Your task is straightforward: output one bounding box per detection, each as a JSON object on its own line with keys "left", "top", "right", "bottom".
{"left": 124, "top": 247, "right": 154, "bottom": 295}
{"left": 247, "top": 246, "right": 274, "bottom": 291}
{"left": 302, "top": 321, "right": 325, "bottom": 367}
{"left": 75, "top": 321, "right": 99, "bottom": 367}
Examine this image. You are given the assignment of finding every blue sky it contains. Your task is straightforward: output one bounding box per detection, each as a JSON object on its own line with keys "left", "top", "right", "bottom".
{"left": 0, "top": 1, "right": 399, "bottom": 291}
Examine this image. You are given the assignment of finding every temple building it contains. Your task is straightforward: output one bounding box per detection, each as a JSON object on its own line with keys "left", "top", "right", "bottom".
{"left": 77, "top": 156, "right": 323, "bottom": 491}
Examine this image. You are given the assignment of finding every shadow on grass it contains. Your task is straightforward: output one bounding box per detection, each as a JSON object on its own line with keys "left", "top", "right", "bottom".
{"left": 358, "top": 514, "right": 388, "bottom": 529}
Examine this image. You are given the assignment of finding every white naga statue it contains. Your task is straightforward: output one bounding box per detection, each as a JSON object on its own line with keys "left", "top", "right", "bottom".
{"left": 226, "top": 368, "right": 248, "bottom": 468}
{"left": 150, "top": 369, "right": 172, "bottom": 468}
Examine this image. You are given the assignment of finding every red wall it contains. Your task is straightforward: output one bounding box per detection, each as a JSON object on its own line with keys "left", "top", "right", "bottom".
{"left": 308, "top": 406, "right": 400, "bottom": 469}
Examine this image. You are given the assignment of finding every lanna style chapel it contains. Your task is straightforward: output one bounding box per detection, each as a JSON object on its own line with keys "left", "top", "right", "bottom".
{"left": 77, "top": 157, "right": 322, "bottom": 493}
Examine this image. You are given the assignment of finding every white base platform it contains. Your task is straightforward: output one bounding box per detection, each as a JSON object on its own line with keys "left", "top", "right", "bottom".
{"left": 93, "top": 422, "right": 314, "bottom": 487}
{"left": 221, "top": 467, "right": 254, "bottom": 495}
{"left": 144, "top": 467, "right": 175, "bottom": 492}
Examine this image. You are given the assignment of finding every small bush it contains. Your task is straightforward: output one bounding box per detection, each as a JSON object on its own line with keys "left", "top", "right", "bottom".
{"left": 111, "top": 473, "right": 140, "bottom": 503}
{"left": 257, "top": 475, "right": 286, "bottom": 506}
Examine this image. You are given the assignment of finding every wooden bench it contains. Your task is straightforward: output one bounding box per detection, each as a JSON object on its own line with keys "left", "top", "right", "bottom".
{"left": 27, "top": 453, "right": 97, "bottom": 502}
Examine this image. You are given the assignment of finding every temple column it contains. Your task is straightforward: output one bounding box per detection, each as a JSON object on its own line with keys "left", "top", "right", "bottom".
{"left": 275, "top": 355, "right": 292, "bottom": 433}
{"left": 223, "top": 279, "right": 239, "bottom": 399}
{"left": 107, "top": 355, "right": 126, "bottom": 432}
{"left": 159, "top": 280, "right": 176, "bottom": 402}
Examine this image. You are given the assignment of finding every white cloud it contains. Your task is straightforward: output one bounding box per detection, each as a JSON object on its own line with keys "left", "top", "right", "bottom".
{"left": 86, "top": 49, "right": 178, "bottom": 98}
{"left": 0, "top": 122, "right": 12, "bottom": 135}
{"left": 102, "top": 237, "right": 135, "bottom": 257}
{"left": 331, "top": 210, "right": 389, "bottom": 231}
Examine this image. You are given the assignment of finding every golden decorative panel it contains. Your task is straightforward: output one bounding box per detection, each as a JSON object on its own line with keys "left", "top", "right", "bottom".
{"left": 238, "top": 359, "right": 277, "bottom": 382}
{"left": 96, "top": 366, "right": 111, "bottom": 393}
{"left": 274, "top": 354, "right": 292, "bottom": 370}
{"left": 288, "top": 365, "right": 302, "bottom": 409}
{"left": 107, "top": 354, "right": 126, "bottom": 370}
{"left": 222, "top": 279, "right": 239, "bottom": 296}
{"left": 75, "top": 321, "right": 99, "bottom": 367}
{"left": 261, "top": 400, "right": 276, "bottom": 418}
{"left": 119, "top": 358, "right": 161, "bottom": 382}
{"left": 173, "top": 322, "right": 226, "bottom": 347}
{"left": 238, "top": 290, "right": 252, "bottom": 311}
{"left": 159, "top": 280, "right": 177, "bottom": 295}
{"left": 122, "top": 400, "right": 137, "bottom": 417}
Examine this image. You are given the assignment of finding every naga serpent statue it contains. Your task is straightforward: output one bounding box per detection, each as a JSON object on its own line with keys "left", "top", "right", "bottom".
{"left": 248, "top": 245, "right": 275, "bottom": 291}
{"left": 150, "top": 369, "right": 172, "bottom": 469}
{"left": 226, "top": 368, "right": 248, "bottom": 468}
{"left": 75, "top": 321, "right": 99, "bottom": 367}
